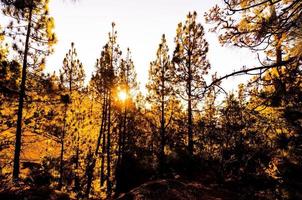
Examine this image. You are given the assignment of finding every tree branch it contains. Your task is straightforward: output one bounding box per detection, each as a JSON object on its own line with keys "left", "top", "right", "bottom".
{"left": 206, "top": 57, "right": 296, "bottom": 89}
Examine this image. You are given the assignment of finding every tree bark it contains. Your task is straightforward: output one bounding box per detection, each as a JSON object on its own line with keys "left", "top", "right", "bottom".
{"left": 13, "top": 7, "right": 33, "bottom": 181}
{"left": 58, "top": 103, "right": 68, "bottom": 190}
{"left": 159, "top": 58, "right": 166, "bottom": 174}
{"left": 100, "top": 94, "right": 108, "bottom": 187}
{"left": 74, "top": 124, "right": 80, "bottom": 198}
{"left": 106, "top": 92, "right": 112, "bottom": 197}
{"left": 187, "top": 50, "right": 193, "bottom": 156}
{"left": 115, "top": 111, "right": 123, "bottom": 194}
{"left": 85, "top": 95, "right": 107, "bottom": 198}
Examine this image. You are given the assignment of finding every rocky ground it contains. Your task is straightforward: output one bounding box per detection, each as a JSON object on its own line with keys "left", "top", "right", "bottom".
{"left": 117, "top": 179, "right": 237, "bottom": 200}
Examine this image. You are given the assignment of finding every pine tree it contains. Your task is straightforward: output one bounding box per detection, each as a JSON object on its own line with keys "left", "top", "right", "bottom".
{"left": 1, "top": 0, "right": 56, "bottom": 181}
{"left": 58, "top": 42, "right": 85, "bottom": 190}
{"left": 205, "top": 0, "right": 301, "bottom": 58}
{"left": 205, "top": 3, "right": 302, "bottom": 193}
{"left": 87, "top": 22, "right": 121, "bottom": 198}
{"left": 60, "top": 42, "right": 85, "bottom": 94}
{"left": 115, "top": 48, "right": 138, "bottom": 194}
{"left": 146, "top": 34, "right": 173, "bottom": 174}
{"left": 205, "top": 0, "right": 301, "bottom": 104}
{"left": 172, "top": 11, "right": 210, "bottom": 156}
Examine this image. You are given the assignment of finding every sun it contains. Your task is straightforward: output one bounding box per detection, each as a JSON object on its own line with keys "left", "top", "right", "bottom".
{"left": 118, "top": 90, "right": 127, "bottom": 101}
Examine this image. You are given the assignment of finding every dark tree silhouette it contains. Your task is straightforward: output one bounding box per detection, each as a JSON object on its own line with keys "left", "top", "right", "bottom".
{"left": 173, "top": 11, "right": 210, "bottom": 156}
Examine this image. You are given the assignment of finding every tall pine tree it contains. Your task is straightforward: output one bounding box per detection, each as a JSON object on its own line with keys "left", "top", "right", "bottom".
{"left": 172, "top": 11, "right": 210, "bottom": 155}
{"left": 146, "top": 34, "right": 173, "bottom": 174}
{"left": 1, "top": 0, "right": 56, "bottom": 181}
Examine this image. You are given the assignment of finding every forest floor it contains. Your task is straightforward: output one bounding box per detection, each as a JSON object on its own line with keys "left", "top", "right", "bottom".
{"left": 115, "top": 168, "right": 282, "bottom": 200}
{"left": 0, "top": 169, "right": 285, "bottom": 200}
{"left": 0, "top": 185, "right": 70, "bottom": 200}
{"left": 117, "top": 179, "right": 237, "bottom": 200}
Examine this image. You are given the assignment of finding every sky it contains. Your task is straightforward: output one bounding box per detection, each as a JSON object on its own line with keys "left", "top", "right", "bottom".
{"left": 45, "top": 0, "right": 258, "bottom": 94}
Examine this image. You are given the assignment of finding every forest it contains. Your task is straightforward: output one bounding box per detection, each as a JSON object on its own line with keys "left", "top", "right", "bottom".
{"left": 0, "top": 0, "right": 302, "bottom": 199}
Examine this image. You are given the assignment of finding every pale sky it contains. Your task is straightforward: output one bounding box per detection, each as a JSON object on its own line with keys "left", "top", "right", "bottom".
{"left": 44, "top": 0, "right": 258, "bottom": 93}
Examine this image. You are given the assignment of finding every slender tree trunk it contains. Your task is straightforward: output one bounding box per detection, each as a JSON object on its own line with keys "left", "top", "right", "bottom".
{"left": 106, "top": 93, "right": 112, "bottom": 197}
{"left": 188, "top": 96, "right": 193, "bottom": 155}
{"left": 59, "top": 103, "right": 68, "bottom": 190}
{"left": 13, "top": 7, "right": 33, "bottom": 181}
{"left": 121, "top": 106, "right": 127, "bottom": 159}
{"left": 275, "top": 33, "right": 283, "bottom": 76}
{"left": 100, "top": 125, "right": 107, "bottom": 187}
{"left": 69, "top": 45, "right": 73, "bottom": 94}
{"left": 100, "top": 95, "right": 108, "bottom": 187}
{"left": 187, "top": 51, "right": 193, "bottom": 156}
{"left": 117, "top": 113, "right": 123, "bottom": 166}
{"left": 116, "top": 103, "right": 127, "bottom": 195}
{"left": 85, "top": 162, "right": 94, "bottom": 198}
{"left": 273, "top": 5, "right": 282, "bottom": 69}
{"left": 85, "top": 148, "right": 95, "bottom": 199}
{"left": 159, "top": 60, "right": 165, "bottom": 175}
{"left": 121, "top": 109, "right": 127, "bottom": 158}
{"left": 74, "top": 127, "right": 80, "bottom": 198}
{"left": 115, "top": 113, "right": 123, "bottom": 195}
{"left": 276, "top": 42, "right": 282, "bottom": 64}
{"left": 96, "top": 95, "right": 107, "bottom": 155}
{"left": 274, "top": 33, "right": 284, "bottom": 105}
{"left": 100, "top": 132, "right": 106, "bottom": 187}
{"left": 86, "top": 95, "right": 107, "bottom": 198}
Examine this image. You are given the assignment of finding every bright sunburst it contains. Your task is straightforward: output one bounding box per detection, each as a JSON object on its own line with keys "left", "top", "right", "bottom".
{"left": 118, "top": 90, "right": 127, "bottom": 101}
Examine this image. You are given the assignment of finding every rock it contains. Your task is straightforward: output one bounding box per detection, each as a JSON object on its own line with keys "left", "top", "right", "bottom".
{"left": 117, "top": 179, "right": 237, "bottom": 200}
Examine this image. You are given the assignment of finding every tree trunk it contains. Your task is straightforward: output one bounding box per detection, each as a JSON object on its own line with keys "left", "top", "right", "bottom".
{"left": 74, "top": 128, "right": 80, "bottom": 198}
{"left": 58, "top": 103, "right": 68, "bottom": 190}
{"left": 100, "top": 95, "right": 108, "bottom": 187}
{"left": 159, "top": 59, "right": 165, "bottom": 175}
{"left": 106, "top": 93, "right": 112, "bottom": 197}
{"left": 85, "top": 149, "right": 95, "bottom": 199}
{"left": 96, "top": 95, "right": 107, "bottom": 155}
{"left": 187, "top": 50, "right": 193, "bottom": 156}
{"left": 115, "top": 103, "right": 127, "bottom": 194}
{"left": 13, "top": 7, "right": 33, "bottom": 181}
{"left": 85, "top": 95, "right": 107, "bottom": 198}
{"left": 115, "top": 113, "right": 123, "bottom": 195}
{"left": 275, "top": 33, "right": 283, "bottom": 75}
